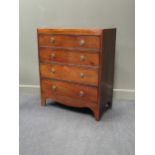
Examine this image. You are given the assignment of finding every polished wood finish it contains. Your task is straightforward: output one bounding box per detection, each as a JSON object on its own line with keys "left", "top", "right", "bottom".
{"left": 41, "top": 79, "right": 98, "bottom": 104}
{"left": 40, "top": 63, "right": 98, "bottom": 86}
{"left": 37, "top": 28, "right": 102, "bottom": 35}
{"left": 37, "top": 28, "right": 116, "bottom": 121}
{"left": 39, "top": 48, "right": 99, "bottom": 66}
{"left": 38, "top": 35, "right": 100, "bottom": 49}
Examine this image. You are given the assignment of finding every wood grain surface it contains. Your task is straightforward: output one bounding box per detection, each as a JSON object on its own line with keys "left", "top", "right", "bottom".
{"left": 40, "top": 63, "right": 98, "bottom": 86}
{"left": 39, "top": 48, "right": 99, "bottom": 66}
{"left": 38, "top": 35, "right": 100, "bottom": 49}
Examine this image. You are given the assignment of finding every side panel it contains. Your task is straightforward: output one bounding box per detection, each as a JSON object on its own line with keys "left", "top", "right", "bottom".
{"left": 99, "top": 29, "right": 116, "bottom": 114}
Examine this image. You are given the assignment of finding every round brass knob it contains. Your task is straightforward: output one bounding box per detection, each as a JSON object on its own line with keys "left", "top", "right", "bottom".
{"left": 50, "top": 37, "right": 55, "bottom": 43}
{"left": 52, "top": 85, "right": 57, "bottom": 91}
{"left": 79, "top": 91, "right": 84, "bottom": 97}
{"left": 51, "top": 53, "right": 56, "bottom": 59}
{"left": 80, "top": 73, "right": 85, "bottom": 78}
{"left": 80, "top": 55, "right": 85, "bottom": 61}
{"left": 51, "top": 68, "right": 56, "bottom": 73}
{"left": 79, "top": 40, "right": 85, "bottom": 46}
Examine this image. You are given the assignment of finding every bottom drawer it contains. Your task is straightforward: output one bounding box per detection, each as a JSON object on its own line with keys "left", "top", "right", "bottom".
{"left": 41, "top": 79, "right": 98, "bottom": 104}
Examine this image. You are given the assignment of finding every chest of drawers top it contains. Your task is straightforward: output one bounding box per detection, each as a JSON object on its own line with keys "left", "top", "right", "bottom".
{"left": 37, "top": 28, "right": 102, "bottom": 35}
{"left": 37, "top": 28, "right": 116, "bottom": 121}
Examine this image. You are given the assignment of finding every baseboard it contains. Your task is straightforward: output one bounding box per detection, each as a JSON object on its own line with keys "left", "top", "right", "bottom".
{"left": 19, "top": 85, "right": 40, "bottom": 95}
{"left": 113, "top": 89, "right": 135, "bottom": 100}
{"left": 19, "top": 84, "right": 135, "bottom": 100}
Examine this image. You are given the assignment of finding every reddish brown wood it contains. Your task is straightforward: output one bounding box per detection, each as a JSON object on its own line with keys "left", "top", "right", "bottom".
{"left": 98, "top": 29, "right": 116, "bottom": 116}
{"left": 38, "top": 35, "right": 100, "bottom": 49}
{"left": 37, "top": 28, "right": 116, "bottom": 121}
{"left": 40, "top": 63, "right": 98, "bottom": 86}
{"left": 39, "top": 48, "right": 99, "bottom": 66}
{"left": 37, "top": 28, "right": 102, "bottom": 35}
{"left": 41, "top": 79, "right": 98, "bottom": 103}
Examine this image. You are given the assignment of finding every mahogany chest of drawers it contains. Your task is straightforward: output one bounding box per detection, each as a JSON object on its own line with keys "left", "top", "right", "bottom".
{"left": 37, "top": 28, "right": 116, "bottom": 121}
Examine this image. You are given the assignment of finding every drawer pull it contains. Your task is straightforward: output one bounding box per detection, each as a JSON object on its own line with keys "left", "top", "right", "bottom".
{"left": 80, "top": 73, "right": 85, "bottom": 78}
{"left": 51, "top": 68, "right": 56, "bottom": 73}
{"left": 52, "top": 85, "right": 57, "bottom": 91}
{"left": 80, "top": 55, "right": 85, "bottom": 61}
{"left": 79, "top": 40, "right": 85, "bottom": 46}
{"left": 79, "top": 91, "right": 84, "bottom": 97}
{"left": 51, "top": 53, "right": 56, "bottom": 58}
{"left": 50, "top": 37, "right": 55, "bottom": 43}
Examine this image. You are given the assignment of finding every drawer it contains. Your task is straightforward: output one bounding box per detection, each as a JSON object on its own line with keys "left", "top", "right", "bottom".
{"left": 40, "top": 63, "right": 98, "bottom": 86}
{"left": 41, "top": 79, "right": 98, "bottom": 104}
{"left": 39, "top": 48, "right": 99, "bottom": 66}
{"left": 38, "top": 35, "right": 100, "bottom": 49}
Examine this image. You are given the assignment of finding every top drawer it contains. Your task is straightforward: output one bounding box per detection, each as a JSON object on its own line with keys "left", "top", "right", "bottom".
{"left": 38, "top": 35, "right": 100, "bottom": 50}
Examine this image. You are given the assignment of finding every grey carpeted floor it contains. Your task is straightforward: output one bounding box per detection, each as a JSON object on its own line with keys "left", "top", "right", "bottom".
{"left": 19, "top": 93, "right": 135, "bottom": 155}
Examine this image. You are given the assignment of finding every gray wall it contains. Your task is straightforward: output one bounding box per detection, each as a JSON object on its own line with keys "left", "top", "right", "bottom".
{"left": 20, "top": 0, "right": 135, "bottom": 99}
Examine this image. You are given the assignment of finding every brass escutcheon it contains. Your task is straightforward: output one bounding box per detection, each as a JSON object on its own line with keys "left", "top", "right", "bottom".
{"left": 52, "top": 85, "right": 57, "bottom": 91}
{"left": 51, "top": 68, "right": 56, "bottom": 73}
{"left": 79, "top": 91, "right": 84, "bottom": 97}
{"left": 80, "top": 73, "right": 85, "bottom": 78}
{"left": 50, "top": 37, "right": 55, "bottom": 43}
{"left": 51, "top": 53, "right": 56, "bottom": 58}
{"left": 80, "top": 55, "right": 85, "bottom": 61}
{"left": 79, "top": 40, "right": 85, "bottom": 46}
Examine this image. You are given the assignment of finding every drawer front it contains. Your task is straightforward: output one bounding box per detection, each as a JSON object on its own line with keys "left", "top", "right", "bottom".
{"left": 40, "top": 63, "right": 98, "bottom": 86}
{"left": 38, "top": 35, "right": 100, "bottom": 49}
{"left": 39, "top": 48, "right": 99, "bottom": 66}
{"left": 41, "top": 79, "right": 98, "bottom": 103}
